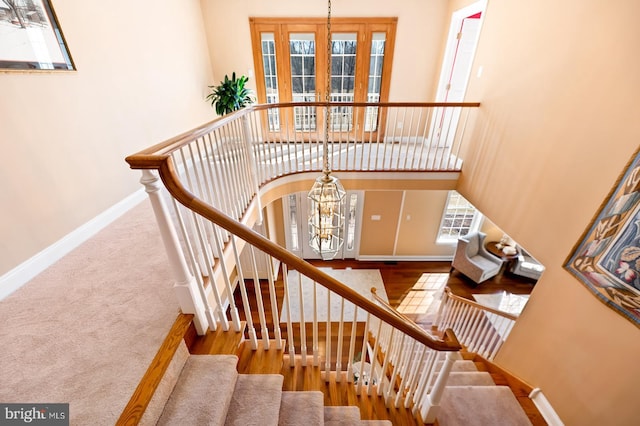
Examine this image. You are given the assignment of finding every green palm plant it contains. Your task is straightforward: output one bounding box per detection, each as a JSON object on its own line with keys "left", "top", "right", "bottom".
{"left": 206, "top": 72, "right": 255, "bottom": 116}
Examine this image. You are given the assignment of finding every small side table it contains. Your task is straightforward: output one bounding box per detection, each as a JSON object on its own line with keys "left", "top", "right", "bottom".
{"left": 485, "top": 242, "right": 519, "bottom": 274}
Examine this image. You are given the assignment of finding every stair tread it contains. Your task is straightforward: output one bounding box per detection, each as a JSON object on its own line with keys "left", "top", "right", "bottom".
{"left": 158, "top": 355, "right": 238, "bottom": 426}
{"left": 324, "top": 405, "right": 361, "bottom": 426}
{"left": 446, "top": 371, "right": 495, "bottom": 386}
{"left": 279, "top": 391, "right": 324, "bottom": 426}
{"left": 436, "top": 360, "right": 479, "bottom": 372}
{"left": 225, "top": 374, "right": 284, "bottom": 426}
{"left": 438, "top": 385, "right": 532, "bottom": 426}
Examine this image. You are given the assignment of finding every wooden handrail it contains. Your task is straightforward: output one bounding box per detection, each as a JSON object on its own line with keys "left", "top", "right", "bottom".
{"left": 137, "top": 156, "right": 460, "bottom": 352}
{"left": 443, "top": 288, "right": 519, "bottom": 321}
{"left": 125, "top": 101, "right": 481, "bottom": 169}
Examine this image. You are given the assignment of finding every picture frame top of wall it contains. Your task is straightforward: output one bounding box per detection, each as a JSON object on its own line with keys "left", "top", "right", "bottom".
{"left": 0, "top": 0, "right": 75, "bottom": 71}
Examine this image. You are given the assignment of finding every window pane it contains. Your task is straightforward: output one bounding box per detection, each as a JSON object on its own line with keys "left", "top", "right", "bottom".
{"left": 291, "top": 56, "right": 302, "bottom": 75}
{"left": 303, "top": 56, "right": 315, "bottom": 75}
{"left": 438, "top": 191, "right": 481, "bottom": 241}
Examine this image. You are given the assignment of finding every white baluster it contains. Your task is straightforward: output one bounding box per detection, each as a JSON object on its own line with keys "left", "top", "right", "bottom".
{"left": 377, "top": 328, "right": 395, "bottom": 396}
{"left": 187, "top": 213, "right": 227, "bottom": 330}
{"left": 404, "top": 345, "right": 427, "bottom": 408}
{"left": 394, "top": 338, "right": 416, "bottom": 408}
{"left": 249, "top": 246, "right": 269, "bottom": 348}
{"left": 313, "top": 280, "right": 319, "bottom": 367}
{"left": 266, "top": 257, "right": 282, "bottom": 349}
{"left": 367, "top": 319, "right": 383, "bottom": 396}
{"left": 356, "top": 313, "right": 370, "bottom": 396}
{"left": 210, "top": 224, "right": 241, "bottom": 331}
{"left": 241, "top": 114, "right": 263, "bottom": 224}
{"left": 230, "top": 238, "right": 257, "bottom": 349}
{"left": 282, "top": 265, "right": 295, "bottom": 366}
{"left": 413, "top": 349, "right": 437, "bottom": 414}
{"left": 335, "top": 297, "right": 345, "bottom": 382}
{"left": 347, "top": 305, "right": 358, "bottom": 383}
{"left": 298, "top": 272, "right": 307, "bottom": 364}
{"left": 325, "top": 289, "right": 331, "bottom": 382}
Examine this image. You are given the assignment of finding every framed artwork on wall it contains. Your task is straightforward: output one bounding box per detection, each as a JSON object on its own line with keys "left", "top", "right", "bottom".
{"left": 0, "top": 0, "right": 74, "bottom": 71}
{"left": 565, "top": 148, "right": 640, "bottom": 328}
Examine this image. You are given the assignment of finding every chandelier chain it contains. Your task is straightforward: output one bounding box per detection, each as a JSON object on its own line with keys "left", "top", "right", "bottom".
{"left": 323, "top": 0, "right": 332, "bottom": 175}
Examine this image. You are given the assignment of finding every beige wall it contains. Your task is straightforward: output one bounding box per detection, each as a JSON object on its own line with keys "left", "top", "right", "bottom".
{"left": 360, "top": 191, "right": 403, "bottom": 255}
{"left": 358, "top": 190, "right": 457, "bottom": 257}
{"left": 459, "top": 0, "right": 640, "bottom": 423}
{"left": 395, "top": 191, "right": 454, "bottom": 256}
{"left": 0, "top": 0, "right": 215, "bottom": 275}
{"left": 199, "top": 0, "right": 449, "bottom": 101}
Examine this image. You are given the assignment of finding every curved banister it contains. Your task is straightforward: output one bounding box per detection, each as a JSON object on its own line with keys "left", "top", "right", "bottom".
{"left": 152, "top": 157, "right": 460, "bottom": 352}
{"left": 126, "top": 101, "right": 481, "bottom": 169}
{"left": 443, "top": 287, "right": 519, "bottom": 321}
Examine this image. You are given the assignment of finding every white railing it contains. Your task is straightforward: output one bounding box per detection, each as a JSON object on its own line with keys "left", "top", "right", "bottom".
{"left": 250, "top": 102, "right": 478, "bottom": 174}
{"left": 432, "top": 288, "right": 518, "bottom": 361}
{"left": 125, "top": 101, "right": 479, "bottom": 422}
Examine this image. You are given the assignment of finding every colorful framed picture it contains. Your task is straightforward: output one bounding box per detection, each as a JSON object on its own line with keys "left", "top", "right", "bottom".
{"left": 0, "top": 0, "right": 74, "bottom": 70}
{"left": 565, "top": 149, "right": 640, "bottom": 327}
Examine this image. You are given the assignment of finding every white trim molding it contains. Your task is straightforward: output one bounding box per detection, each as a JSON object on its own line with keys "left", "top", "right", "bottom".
{"left": 529, "top": 388, "right": 564, "bottom": 426}
{"left": 0, "top": 189, "right": 147, "bottom": 301}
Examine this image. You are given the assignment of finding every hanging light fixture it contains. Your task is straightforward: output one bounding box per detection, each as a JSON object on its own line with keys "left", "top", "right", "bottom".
{"left": 308, "top": 0, "right": 346, "bottom": 260}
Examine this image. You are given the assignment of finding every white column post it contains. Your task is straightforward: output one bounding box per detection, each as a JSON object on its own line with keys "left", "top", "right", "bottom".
{"left": 421, "top": 351, "right": 457, "bottom": 423}
{"left": 140, "top": 170, "right": 208, "bottom": 335}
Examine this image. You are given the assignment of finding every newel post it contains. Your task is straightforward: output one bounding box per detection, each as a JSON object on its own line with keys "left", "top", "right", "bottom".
{"left": 140, "top": 170, "right": 208, "bottom": 335}
{"left": 421, "top": 351, "right": 456, "bottom": 423}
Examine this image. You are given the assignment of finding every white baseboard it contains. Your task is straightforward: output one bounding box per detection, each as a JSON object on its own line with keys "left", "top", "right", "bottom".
{"left": 0, "top": 189, "right": 147, "bottom": 301}
{"left": 357, "top": 255, "right": 454, "bottom": 262}
{"left": 529, "top": 388, "right": 564, "bottom": 426}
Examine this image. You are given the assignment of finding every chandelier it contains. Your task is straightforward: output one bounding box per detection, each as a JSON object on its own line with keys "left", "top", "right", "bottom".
{"left": 308, "top": 0, "right": 346, "bottom": 260}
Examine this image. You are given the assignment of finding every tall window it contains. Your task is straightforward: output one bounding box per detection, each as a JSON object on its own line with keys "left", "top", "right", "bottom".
{"left": 260, "top": 33, "right": 280, "bottom": 130}
{"left": 437, "top": 191, "right": 482, "bottom": 242}
{"left": 250, "top": 18, "right": 396, "bottom": 135}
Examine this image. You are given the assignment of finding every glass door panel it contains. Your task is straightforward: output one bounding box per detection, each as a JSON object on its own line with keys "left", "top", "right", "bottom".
{"left": 289, "top": 33, "right": 317, "bottom": 131}
{"left": 330, "top": 33, "right": 357, "bottom": 132}
{"left": 365, "top": 32, "right": 386, "bottom": 131}
{"left": 260, "top": 32, "right": 280, "bottom": 131}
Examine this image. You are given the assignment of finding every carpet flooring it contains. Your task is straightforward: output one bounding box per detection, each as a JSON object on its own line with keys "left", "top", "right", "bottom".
{"left": 0, "top": 201, "right": 180, "bottom": 425}
{"left": 280, "top": 268, "right": 388, "bottom": 322}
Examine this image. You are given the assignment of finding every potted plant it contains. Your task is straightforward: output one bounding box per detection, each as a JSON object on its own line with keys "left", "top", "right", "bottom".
{"left": 206, "top": 72, "right": 255, "bottom": 115}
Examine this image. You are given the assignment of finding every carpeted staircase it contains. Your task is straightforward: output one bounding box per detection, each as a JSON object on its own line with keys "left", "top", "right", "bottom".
{"left": 436, "top": 357, "right": 534, "bottom": 425}
{"left": 153, "top": 352, "right": 535, "bottom": 425}
{"left": 157, "top": 354, "right": 392, "bottom": 425}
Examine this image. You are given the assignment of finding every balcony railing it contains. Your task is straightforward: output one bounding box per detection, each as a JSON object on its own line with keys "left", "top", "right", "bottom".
{"left": 125, "top": 101, "right": 479, "bottom": 422}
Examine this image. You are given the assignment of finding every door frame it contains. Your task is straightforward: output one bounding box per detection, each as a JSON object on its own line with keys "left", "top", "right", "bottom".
{"left": 283, "top": 190, "right": 364, "bottom": 260}
{"left": 434, "top": 0, "right": 487, "bottom": 103}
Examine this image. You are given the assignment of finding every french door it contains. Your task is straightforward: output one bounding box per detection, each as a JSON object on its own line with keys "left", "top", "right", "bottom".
{"left": 249, "top": 18, "right": 396, "bottom": 137}
{"left": 283, "top": 190, "right": 364, "bottom": 260}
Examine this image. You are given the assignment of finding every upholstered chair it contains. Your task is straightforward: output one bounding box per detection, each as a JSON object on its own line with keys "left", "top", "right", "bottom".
{"left": 451, "top": 231, "right": 502, "bottom": 284}
{"left": 509, "top": 247, "right": 545, "bottom": 281}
